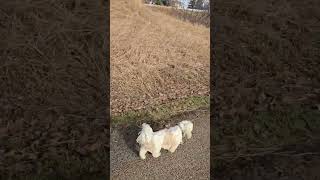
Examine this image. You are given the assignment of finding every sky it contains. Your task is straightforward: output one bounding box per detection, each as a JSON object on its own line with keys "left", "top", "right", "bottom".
{"left": 179, "top": 0, "right": 210, "bottom": 9}
{"left": 180, "top": 0, "right": 190, "bottom": 9}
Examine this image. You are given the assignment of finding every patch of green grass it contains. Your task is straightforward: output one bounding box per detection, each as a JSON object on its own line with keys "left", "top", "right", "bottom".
{"left": 111, "top": 95, "right": 209, "bottom": 126}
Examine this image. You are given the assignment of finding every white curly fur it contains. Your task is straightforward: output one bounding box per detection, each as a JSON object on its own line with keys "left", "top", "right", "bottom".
{"left": 136, "top": 120, "right": 193, "bottom": 159}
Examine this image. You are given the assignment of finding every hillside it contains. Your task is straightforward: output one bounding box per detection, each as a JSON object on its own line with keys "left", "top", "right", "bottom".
{"left": 110, "top": 0, "right": 210, "bottom": 115}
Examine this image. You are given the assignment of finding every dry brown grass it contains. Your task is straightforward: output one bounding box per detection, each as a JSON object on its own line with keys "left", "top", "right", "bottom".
{"left": 111, "top": 0, "right": 210, "bottom": 115}
{"left": 212, "top": 0, "right": 320, "bottom": 179}
{"left": 0, "top": 0, "right": 108, "bottom": 178}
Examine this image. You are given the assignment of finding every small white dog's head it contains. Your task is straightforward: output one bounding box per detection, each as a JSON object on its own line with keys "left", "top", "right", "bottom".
{"left": 178, "top": 120, "right": 193, "bottom": 139}
{"left": 136, "top": 123, "right": 153, "bottom": 145}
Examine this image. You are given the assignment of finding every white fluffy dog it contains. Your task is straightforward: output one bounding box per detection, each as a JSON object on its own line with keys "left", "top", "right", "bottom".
{"left": 136, "top": 120, "right": 193, "bottom": 159}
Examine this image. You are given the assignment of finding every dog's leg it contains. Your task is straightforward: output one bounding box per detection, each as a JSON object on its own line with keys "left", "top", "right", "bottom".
{"left": 152, "top": 151, "right": 161, "bottom": 158}
{"left": 139, "top": 148, "right": 147, "bottom": 160}
{"left": 152, "top": 148, "right": 161, "bottom": 158}
{"left": 169, "top": 143, "right": 179, "bottom": 153}
{"left": 187, "top": 133, "right": 192, "bottom": 139}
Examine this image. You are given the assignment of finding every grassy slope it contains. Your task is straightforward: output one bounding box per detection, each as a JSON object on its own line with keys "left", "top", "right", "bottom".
{"left": 111, "top": 0, "right": 210, "bottom": 115}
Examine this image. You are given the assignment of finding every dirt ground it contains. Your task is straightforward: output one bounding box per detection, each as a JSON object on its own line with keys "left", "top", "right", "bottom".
{"left": 110, "top": 0, "right": 210, "bottom": 115}
{"left": 212, "top": 0, "right": 320, "bottom": 179}
{"left": 111, "top": 109, "right": 210, "bottom": 180}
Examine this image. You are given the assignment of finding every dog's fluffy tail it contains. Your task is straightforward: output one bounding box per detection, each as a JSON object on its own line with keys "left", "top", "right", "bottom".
{"left": 178, "top": 120, "right": 193, "bottom": 139}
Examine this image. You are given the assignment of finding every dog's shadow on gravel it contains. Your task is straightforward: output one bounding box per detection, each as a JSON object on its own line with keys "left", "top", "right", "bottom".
{"left": 120, "top": 120, "right": 167, "bottom": 155}
{"left": 120, "top": 124, "right": 141, "bottom": 154}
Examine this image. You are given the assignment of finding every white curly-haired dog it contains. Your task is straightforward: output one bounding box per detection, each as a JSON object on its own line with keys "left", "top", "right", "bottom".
{"left": 136, "top": 120, "right": 193, "bottom": 159}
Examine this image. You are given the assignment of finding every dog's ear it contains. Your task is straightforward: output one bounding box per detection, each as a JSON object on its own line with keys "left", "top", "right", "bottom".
{"left": 141, "top": 123, "right": 148, "bottom": 128}
{"left": 137, "top": 131, "right": 151, "bottom": 144}
{"left": 137, "top": 123, "right": 146, "bottom": 129}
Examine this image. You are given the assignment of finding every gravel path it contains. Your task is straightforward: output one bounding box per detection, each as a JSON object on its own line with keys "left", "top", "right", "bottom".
{"left": 111, "top": 109, "right": 210, "bottom": 180}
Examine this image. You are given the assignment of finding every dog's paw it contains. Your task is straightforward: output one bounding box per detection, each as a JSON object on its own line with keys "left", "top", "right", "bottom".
{"left": 152, "top": 152, "right": 161, "bottom": 158}
{"left": 169, "top": 146, "right": 178, "bottom": 153}
{"left": 140, "top": 155, "right": 146, "bottom": 160}
{"left": 169, "top": 149, "right": 176, "bottom": 153}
